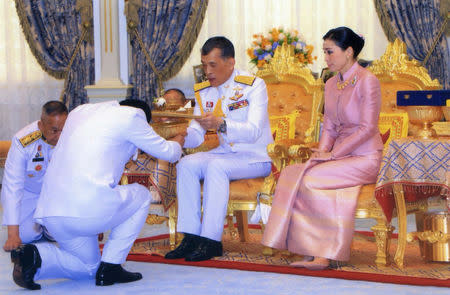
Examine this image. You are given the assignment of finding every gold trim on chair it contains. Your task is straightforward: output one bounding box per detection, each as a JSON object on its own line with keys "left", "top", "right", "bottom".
{"left": 368, "top": 39, "right": 441, "bottom": 90}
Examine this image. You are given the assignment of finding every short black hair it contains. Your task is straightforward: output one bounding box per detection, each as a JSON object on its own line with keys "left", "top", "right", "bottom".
{"left": 42, "top": 101, "right": 68, "bottom": 116}
{"left": 164, "top": 88, "right": 186, "bottom": 101}
{"left": 323, "top": 27, "right": 365, "bottom": 58}
{"left": 119, "top": 99, "right": 152, "bottom": 123}
{"left": 201, "top": 36, "right": 235, "bottom": 58}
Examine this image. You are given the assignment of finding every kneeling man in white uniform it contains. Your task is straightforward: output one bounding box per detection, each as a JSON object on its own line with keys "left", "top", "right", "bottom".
{"left": 10, "top": 99, "right": 185, "bottom": 290}
{"left": 165, "top": 37, "right": 273, "bottom": 262}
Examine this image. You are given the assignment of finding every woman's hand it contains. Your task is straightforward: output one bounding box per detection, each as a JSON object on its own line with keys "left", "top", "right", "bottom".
{"left": 310, "top": 151, "right": 333, "bottom": 161}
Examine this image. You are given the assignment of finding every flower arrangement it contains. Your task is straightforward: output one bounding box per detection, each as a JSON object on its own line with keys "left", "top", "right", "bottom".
{"left": 247, "top": 27, "right": 316, "bottom": 68}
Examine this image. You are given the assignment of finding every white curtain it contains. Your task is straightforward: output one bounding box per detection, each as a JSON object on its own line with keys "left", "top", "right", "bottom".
{"left": 0, "top": 0, "right": 64, "bottom": 141}
{"left": 164, "top": 0, "right": 388, "bottom": 97}
{"left": 0, "top": 0, "right": 387, "bottom": 140}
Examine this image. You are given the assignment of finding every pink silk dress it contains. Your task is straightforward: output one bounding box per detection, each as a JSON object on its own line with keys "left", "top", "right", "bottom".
{"left": 262, "top": 62, "right": 384, "bottom": 261}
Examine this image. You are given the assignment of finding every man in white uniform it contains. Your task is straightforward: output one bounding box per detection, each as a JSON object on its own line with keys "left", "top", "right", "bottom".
{"left": 10, "top": 99, "right": 185, "bottom": 290}
{"left": 165, "top": 37, "right": 273, "bottom": 262}
{"left": 2, "top": 101, "right": 68, "bottom": 252}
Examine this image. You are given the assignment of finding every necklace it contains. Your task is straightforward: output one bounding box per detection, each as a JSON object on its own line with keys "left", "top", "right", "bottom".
{"left": 336, "top": 75, "right": 357, "bottom": 90}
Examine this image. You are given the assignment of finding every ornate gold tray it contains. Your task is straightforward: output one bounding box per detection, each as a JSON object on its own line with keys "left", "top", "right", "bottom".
{"left": 432, "top": 122, "right": 450, "bottom": 136}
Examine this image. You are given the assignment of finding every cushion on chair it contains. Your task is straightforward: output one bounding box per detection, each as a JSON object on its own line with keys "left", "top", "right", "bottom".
{"left": 229, "top": 178, "right": 265, "bottom": 201}
{"left": 267, "top": 83, "right": 313, "bottom": 142}
{"left": 269, "top": 111, "right": 299, "bottom": 141}
{"left": 378, "top": 112, "right": 409, "bottom": 146}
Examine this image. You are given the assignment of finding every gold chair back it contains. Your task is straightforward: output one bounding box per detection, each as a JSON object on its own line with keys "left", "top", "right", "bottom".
{"left": 355, "top": 39, "right": 443, "bottom": 268}
{"left": 258, "top": 43, "right": 324, "bottom": 143}
{"left": 368, "top": 39, "right": 441, "bottom": 113}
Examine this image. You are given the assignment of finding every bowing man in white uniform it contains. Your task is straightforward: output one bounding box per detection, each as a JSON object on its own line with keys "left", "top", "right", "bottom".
{"left": 1, "top": 101, "right": 68, "bottom": 252}
{"left": 165, "top": 37, "right": 273, "bottom": 262}
{"left": 10, "top": 99, "right": 185, "bottom": 290}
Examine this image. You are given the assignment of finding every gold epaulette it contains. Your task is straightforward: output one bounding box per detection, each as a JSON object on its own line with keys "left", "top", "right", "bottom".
{"left": 235, "top": 75, "right": 256, "bottom": 86}
{"left": 19, "top": 130, "right": 42, "bottom": 147}
{"left": 194, "top": 80, "right": 211, "bottom": 92}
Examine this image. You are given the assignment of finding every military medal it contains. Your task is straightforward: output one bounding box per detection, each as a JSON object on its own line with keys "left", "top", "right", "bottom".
{"left": 230, "top": 86, "right": 244, "bottom": 101}
{"left": 35, "top": 165, "right": 42, "bottom": 171}
{"left": 205, "top": 101, "right": 214, "bottom": 112}
{"left": 32, "top": 150, "right": 44, "bottom": 162}
{"left": 228, "top": 99, "right": 249, "bottom": 111}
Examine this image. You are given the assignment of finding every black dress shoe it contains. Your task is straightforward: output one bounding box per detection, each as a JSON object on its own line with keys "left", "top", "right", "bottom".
{"left": 95, "top": 262, "right": 142, "bottom": 286}
{"left": 11, "top": 244, "right": 42, "bottom": 290}
{"left": 185, "top": 237, "right": 223, "bottom": 262}
{"left": 164, "top": 233, "right": 199, "bottom": 259}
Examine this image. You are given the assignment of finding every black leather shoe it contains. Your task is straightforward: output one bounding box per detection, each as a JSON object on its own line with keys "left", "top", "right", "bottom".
{"left": 11, "top": 244, "right": 42, "bottom": 290}
{"left": 95, "top": 262, "right": 142, "bottom": 286}
{"left": 185, "top": 237, "right": 223, "bottom": 262}
{"left": 164, "top": 233, "right": 199, "bottom": 259}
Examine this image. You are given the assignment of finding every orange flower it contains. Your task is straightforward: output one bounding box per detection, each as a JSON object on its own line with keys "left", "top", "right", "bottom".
{"left": 257, "top": 59, "right": 266, "bottom": 68}
{"left": 247, "top": 48, "right": 256, "bottom": 59}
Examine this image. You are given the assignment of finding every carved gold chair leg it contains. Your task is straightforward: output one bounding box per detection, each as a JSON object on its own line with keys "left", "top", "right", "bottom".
{"left": 393, "top": 183, "right": 407, "bottom": 269}
{"left": 371, "top": 218, "right": 394, "bottom": 266}
{"left": 168, "top": 203, "right": 178, "bottom": 249}
{"left": 226, "top": 214, "right": 239, "bottom": 240}
{"left": 235, "top": 210, "right": 249, "bottom": 242}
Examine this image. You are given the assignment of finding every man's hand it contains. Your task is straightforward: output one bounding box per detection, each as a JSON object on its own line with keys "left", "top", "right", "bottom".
{"left": 170, "top": 131, "right": 187, "bottom": 147}
{"left": 195, "top": 112, "right": 223, "bottom": 130}
{"left": 3, "top": 225, "right": 21, "bottom": 252}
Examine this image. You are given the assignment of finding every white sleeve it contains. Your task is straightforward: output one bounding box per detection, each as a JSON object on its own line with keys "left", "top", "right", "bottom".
{"left": 1, "top": 137, "right": 27, "bottom": 225}
{"left": 184, "top": 100, "right": 206, "bottom": 148}
{"left": 125, "top": 112, "right": 182, "bottom": 163}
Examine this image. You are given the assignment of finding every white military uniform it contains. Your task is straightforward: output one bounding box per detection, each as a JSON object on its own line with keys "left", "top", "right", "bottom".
{"left": 32, "top": 101, "right": 182, "bottom": 280}
{"left": 1, "top": 121, "right": 54, "bottom": 243}
{"left": 177, "top": 69, "right": 273, "bottom": 241}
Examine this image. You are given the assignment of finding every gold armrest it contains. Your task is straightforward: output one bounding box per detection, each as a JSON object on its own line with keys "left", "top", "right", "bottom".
{"left": 288, "top": 142, "right": 317, "bottom": 164}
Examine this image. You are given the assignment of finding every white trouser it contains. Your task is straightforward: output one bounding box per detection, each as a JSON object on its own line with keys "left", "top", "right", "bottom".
{"left": 18, "top": 191, "right": 53, "bottom": 242}
{"left": 33, "top": 183, "right": 151, "bottom": 280}
{"left": 19, "top": 193, "right": 43, "bottom": 243}
{"left": 176, "top": 152, "right": 271, "bottom": 241}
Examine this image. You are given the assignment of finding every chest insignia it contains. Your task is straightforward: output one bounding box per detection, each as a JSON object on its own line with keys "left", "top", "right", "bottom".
{"left": 35, "top": 165, "right": 42, "bottom": 171}
{"left": 228, "top": 99, "right": 249, "bottom": 111}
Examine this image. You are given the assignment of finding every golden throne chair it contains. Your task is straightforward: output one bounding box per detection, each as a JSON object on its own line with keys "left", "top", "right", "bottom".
{"left": 357, "top": 39, "right": 441, "bottom": 268}
{"left": 0, "top": 141, "right": 11, "bottom": 168}
{"left": 168, "top": 43, "right": 324, "bottom": 247}
{"left": 277, "top": 39, "right": 442, "bottom": 268}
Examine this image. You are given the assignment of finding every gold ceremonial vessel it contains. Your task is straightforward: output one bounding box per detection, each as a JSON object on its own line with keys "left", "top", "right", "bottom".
{"left": 151, "top": 106, "right": 193, "bottom": 139}
{"left": 151, "top": 120, "right": 188, "bottom": 139}
{"left": 442, "top": 106, "right": 450, "bottom": 121}
{"left": 405, "top": 106, "right": 443, "bottom": 139}
{"left": 419, "top": 211, "right": 450, "bottom": 263}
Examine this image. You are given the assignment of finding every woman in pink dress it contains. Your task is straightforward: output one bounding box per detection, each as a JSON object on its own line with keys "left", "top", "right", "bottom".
{"left": 262, "top": 27, "right": 383, "bottom": 270}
